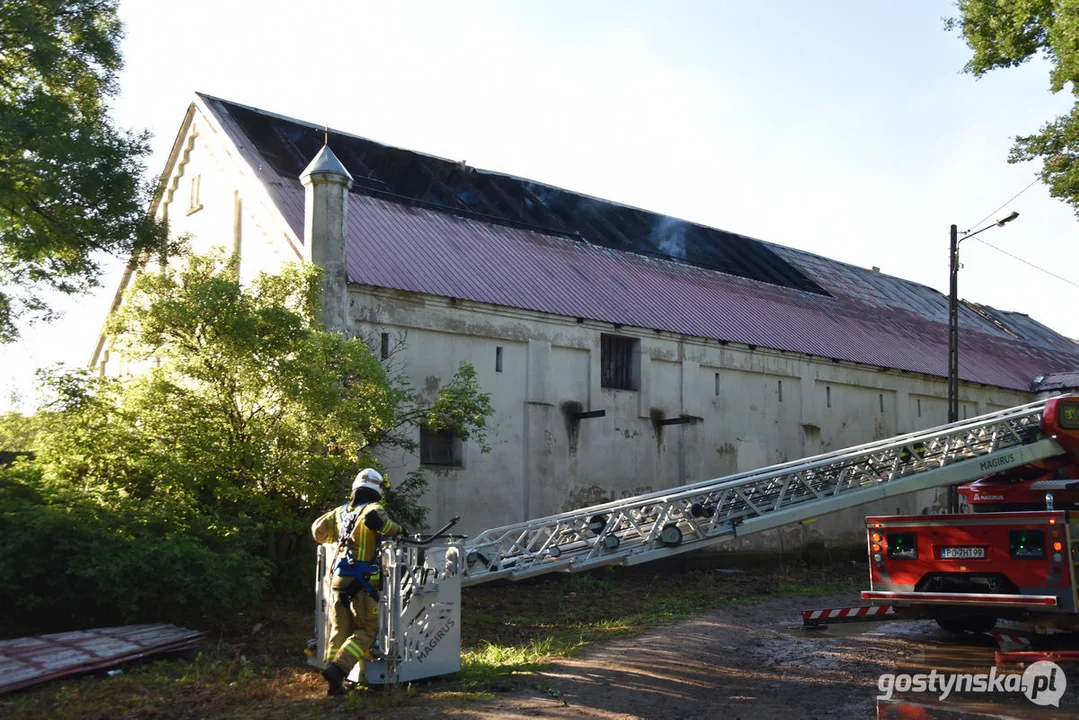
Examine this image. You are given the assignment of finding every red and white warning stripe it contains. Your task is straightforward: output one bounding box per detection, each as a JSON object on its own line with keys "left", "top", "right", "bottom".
{"left": 990, "top": 632, "right": 1032, "bottom": 650}
{"left": 802, "top": 605, "right": 895, "bottom": 624}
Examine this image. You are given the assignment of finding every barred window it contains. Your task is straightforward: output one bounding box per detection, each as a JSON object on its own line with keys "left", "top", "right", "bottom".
{"left": 601, "top": 334, "right": 639, "bottom": 390}
{"left": 420, "top": 426, "right": 462, "bottom": 467}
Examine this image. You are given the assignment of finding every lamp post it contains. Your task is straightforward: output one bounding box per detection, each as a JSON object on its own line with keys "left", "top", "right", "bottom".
{"left": 947, "top": 210, "right": 1019, "bottom": 512}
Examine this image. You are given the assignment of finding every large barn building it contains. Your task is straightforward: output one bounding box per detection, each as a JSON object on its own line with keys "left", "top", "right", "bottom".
{"left": 92, "top": 94, "right": 1079, "bottom": 549}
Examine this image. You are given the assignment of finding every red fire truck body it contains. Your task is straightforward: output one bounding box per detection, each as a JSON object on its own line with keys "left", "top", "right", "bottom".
{"left": 861, "top": 396, "right": 1079, "bottom": 632}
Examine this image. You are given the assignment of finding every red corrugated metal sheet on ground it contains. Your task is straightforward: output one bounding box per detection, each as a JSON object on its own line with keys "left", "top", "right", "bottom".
{"left": 0, "top": 624, "right": 203, "bottom": 695}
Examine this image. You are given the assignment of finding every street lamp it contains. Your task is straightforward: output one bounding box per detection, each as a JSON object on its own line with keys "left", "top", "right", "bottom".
{"left": 947, "top": 210, "right": 1019, "bottom": 512}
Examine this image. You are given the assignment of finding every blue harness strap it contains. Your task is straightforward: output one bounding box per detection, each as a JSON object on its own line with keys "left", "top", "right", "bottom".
{"left": 331, "top": 559, "right": 380, "bottom": 595}
{"left": 331, "top": 502, "right": 381, "bottom": 597}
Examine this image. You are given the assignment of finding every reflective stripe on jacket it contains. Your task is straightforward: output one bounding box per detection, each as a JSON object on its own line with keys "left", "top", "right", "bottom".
{"left": 311, "top": 501, "right": 402, "bottom": 563}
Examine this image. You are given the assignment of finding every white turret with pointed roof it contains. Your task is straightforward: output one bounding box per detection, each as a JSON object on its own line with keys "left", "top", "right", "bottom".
{"left": 300, "top": 144, "right": 353, "bottom": 331}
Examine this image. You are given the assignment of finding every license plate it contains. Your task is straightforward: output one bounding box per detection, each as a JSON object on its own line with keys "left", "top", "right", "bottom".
{"left": 940, "top": 546, "right": 985, "bottom": 559}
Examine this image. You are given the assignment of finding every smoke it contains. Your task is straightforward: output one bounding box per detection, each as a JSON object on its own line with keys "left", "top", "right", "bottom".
{"left": 650, "top": 215, "right": 688, "bottom": 260}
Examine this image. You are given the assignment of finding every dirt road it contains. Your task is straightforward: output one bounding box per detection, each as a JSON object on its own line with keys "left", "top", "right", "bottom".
{"left": 7, "top": 578, "right": 1078, "bottom": 719}
{"left": 422, "top": 592, "right": 1079, "bottom": 720}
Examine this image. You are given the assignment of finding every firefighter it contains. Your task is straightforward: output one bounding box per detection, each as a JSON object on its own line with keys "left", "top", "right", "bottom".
{"left": 311, "top": 467, "right": 405, "bottom": 695}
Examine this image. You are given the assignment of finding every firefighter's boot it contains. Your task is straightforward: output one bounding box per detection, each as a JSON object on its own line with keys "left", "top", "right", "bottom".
{"left": 321, "top": 663, "right": 348, "bottom": 696}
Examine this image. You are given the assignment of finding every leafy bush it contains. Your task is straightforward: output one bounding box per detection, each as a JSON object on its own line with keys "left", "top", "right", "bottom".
{"left": 0, "top": 464, "right": 271, "bottom": 637}
{"left": 0, "top": 252, "right": 493, "bottom": 635}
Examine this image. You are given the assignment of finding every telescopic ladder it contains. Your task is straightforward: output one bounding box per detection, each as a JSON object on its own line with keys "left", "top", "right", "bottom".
{"left": 461, "top": 397, "right": 1065, "bottom": 587}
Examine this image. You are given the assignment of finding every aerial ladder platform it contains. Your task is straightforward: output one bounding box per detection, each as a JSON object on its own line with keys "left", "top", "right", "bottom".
{"left": 313, "top": 396, "right": 1069, "bottom": 685}
{"left": 461, "top": 397, "right": 1063, "bottom": 586}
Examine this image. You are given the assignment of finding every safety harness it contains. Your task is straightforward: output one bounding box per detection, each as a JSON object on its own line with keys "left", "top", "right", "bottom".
{"left": 331, "top": 503, "right": 381, "bottom": 600}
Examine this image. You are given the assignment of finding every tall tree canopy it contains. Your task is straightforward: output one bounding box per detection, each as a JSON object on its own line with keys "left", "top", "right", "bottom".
{"left": 0, "top": 0, "right": 166, "bottom": 342}
{"left": 947, "top": 1, "right": 1079, "bottom": 214}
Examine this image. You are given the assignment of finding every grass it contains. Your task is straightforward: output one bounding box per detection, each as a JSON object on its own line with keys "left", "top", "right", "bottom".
{"left": 458, "top": 558, "right": 862, "bottom": 654}
{"left": 0, "top": 556, "right": 864, "bottom": 719}
{"left": 459, "top": 637, "right": 567, "bottom": 685}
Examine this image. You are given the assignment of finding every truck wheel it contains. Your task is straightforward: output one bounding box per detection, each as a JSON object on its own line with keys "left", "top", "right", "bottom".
{"left": 935, "top": 616, "right": 997, "bottom": 634}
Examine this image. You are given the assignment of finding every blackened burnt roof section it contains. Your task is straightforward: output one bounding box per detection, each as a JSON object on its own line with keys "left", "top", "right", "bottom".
{"left": 195, "top": 94, "right": 1079, "bottom": 390}
{"left": 212, "top": 97, "right": 829, "bottom": 296}
{"left": 1031, "top": 372, "right": 1079, "bottom": 393}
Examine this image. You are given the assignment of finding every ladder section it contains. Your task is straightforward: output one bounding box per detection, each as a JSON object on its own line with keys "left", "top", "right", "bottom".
{"left": 462, "top": 398, "right": 1064, "bottom": 586}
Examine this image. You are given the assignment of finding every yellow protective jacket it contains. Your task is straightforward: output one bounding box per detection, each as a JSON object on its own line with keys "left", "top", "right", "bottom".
{"left": 311, "top": 501, "right": 403, "bottom": 590}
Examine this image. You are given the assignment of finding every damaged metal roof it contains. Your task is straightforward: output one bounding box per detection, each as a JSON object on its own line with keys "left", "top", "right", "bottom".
{"left": 207, "top": 95, "right": 827, "bottom": 296}
{"left": 1032, "top": 372, "right": 1079, "bottom": 393}
{"left": 196, "top": 94, "right": 1079, "bottom": 392}
{"left": 0, "top": 624, "right": 203, "bottom": 695}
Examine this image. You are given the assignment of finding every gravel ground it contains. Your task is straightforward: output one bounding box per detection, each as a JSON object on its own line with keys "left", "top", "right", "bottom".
{"left": 416, "top": 592, "right": 1079, "bottom": 720}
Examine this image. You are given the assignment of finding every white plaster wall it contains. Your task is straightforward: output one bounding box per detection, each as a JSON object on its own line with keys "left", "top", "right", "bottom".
{"left": 365, "top": 323, "right": 529, "bottom": 532}
{"left": 165, "top": 131, "right": 234, "bottom": 258}
{"left": 158, "top": 116, "right": 301, "bottom": 282}
{"left": 348, "top": 289, "right": 1032, "bottom": 548}
{"left": 99, "top": 110, "right": 300, "bottom": 378}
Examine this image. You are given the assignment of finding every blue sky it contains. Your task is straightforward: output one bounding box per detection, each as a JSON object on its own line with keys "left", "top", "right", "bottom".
{"left": 3, "top": 0, "right": 1077, "bottom": 410}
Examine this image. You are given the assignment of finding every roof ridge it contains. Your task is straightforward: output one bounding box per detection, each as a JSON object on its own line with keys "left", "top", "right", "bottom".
{"left": 203, "top": 92, "right": 830, "bottom": 295}
{"left": 198, "top": 93, "right": 768, "bottom": 245}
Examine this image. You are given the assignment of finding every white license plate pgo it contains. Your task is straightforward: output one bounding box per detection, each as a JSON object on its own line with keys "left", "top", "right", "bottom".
{"left": 940, "top": 546, "right": 985, "bottom": 559}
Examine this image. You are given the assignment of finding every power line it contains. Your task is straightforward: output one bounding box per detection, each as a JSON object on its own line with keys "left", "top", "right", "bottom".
{"left": 972, "top": 236, "right": 1079, "bottom": 289}
{"left": 959, "top": 173, "right": 1079, "bottom": 289}
{"left": 963, "top": 176, "right": 1040, "bottom": 234}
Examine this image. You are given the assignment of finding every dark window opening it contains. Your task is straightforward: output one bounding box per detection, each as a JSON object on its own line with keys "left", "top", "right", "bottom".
{"left": 380, "top": 332, "right": 389, "bottom": 360}
{"left": 826, "top": 386, "right": 831, "bottom": 408}
{"left": 420, "top": 426, "right": 462, "bottom": 467}
{"left": 601, "top": 334, "right": 638, "bottom": 390}
{"left": 778, "top": 380, "right": 783, "bottom": 402}
{"left": 496, "top": 346, "right": 503, "bottom": 373}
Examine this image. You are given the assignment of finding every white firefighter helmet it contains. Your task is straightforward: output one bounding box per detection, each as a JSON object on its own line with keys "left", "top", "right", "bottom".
{"left": 351, "top": 467, "right": 385, "bottom": 497}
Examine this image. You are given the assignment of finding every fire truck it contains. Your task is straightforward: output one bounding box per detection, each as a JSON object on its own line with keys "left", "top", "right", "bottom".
{"left": 311, "top": 394, "right": 1079, "bottom": 684}
{"left": 860, "top": 395, "right": 1079, "bottom": 635}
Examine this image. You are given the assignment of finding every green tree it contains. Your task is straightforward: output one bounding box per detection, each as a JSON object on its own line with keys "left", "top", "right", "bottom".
{"left": 946, "top": 1, "right": 1079, "bottom": 213}
{"left": 0, "top": 251, "right": 494, "bottom": 633}
{"left": 0, "top": 0, "right": 167, "bottom": 342}
{"left": 100, "top": 250, "right": 492, "bottom": 549}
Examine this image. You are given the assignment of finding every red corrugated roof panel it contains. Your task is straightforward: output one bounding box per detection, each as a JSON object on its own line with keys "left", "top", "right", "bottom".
{"left": 195, "top": 95, "right": 1079, "bottom": 393}
{"left": 0, "top": 625, "right": 203, "bottom": 695}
